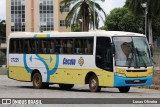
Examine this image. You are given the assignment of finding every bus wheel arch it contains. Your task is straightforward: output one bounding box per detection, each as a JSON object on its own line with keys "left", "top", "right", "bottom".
{"left": 85, "top": 72, "right": 96, "bottom": 84}
{"left": 31, "top": 69, "right": 49, "bottom": 89}
{"left": 31, "top": 69, "right": 41, "bottom": 82}
{"left": 85, "top": 72, "right": 101, "bottom": 92}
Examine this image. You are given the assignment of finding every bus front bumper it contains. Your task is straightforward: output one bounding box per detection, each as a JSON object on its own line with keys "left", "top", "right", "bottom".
{"left": 114, "top": 76, "right": 153, "bottom": 87}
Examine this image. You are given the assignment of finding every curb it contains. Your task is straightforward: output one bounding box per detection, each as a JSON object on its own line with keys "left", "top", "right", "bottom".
{"left": 137, "top": 85, "right": 160, "bottom": 91}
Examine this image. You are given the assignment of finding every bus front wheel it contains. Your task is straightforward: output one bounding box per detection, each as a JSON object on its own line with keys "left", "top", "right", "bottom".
{"left": 118, "top": 86, "right": 130, "bottom": 93}
{"left": 59, "top": 84, "right": 74, "bottom": 90}
{"left": 32, "top": 72, "right": 49, "bottom": 89}
{"left": 89, "top": 75, "right": 101, "bottom": 92}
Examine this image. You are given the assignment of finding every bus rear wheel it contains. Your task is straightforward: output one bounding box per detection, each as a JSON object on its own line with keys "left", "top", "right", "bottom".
{"left": 32, "top": 72, "right": 49, "bottom": 89}
{"left": 118, "top": 86, "right": 130, "bottom": 93}
{"left": 89, "top": 75, "right": 101, "bottom": 92}
{"left": 59, "top": 84, "right": 74, "bottom": 90}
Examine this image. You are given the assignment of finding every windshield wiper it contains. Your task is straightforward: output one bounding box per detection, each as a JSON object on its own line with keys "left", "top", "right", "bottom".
{"left": 127, "top": 41, "right": 138, "bottom": 68}
{"left": 136, "top": 48, "right": 147, "bottom": 68}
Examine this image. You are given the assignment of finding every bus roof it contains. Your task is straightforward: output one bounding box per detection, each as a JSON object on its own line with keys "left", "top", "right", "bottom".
{"left": 8, "top": 30, "right": 145, "bottom": 39}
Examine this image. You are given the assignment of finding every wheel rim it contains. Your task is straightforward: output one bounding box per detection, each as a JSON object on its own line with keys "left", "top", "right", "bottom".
{"left": 91, "top": 78, "right": 97, "bottom": 89}
{"left": 34, "top": 76, "right": 40, "bottom": 87}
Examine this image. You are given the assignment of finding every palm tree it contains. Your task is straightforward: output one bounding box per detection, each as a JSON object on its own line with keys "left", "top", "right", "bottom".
{"left": 126, "top": 0, "right": 160, "bottom": 46}
{"left": 60, "top": 0, "right": 106, "bottom": 31}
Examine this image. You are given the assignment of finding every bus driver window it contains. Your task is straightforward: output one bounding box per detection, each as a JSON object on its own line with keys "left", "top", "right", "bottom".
{"left": 96, "top": 37, "right": 113, "bottom": 71}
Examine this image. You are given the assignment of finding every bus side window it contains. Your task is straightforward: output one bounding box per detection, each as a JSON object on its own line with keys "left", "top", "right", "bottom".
{"left": 50, "top": 39, "right": 55, "bottom": 54}
{"left": 46, "top": 39, "right": 53, "bottom": 54}
{"left": 10, "top": 39, "right": 24, "bottom": 54}
{"left": 35, "top": 39, "right": 39, "bottom": 54}
{"left": 13, "top": 40, "right": 17, "bottom": 53}
{"left": 66, "top": 39, "right": 73, "bottom": 54}
{"left": 16, "top": 40, "right": 23, "bottom": 53}
{"left": 75, "top": 39, "right": 81, "bottom": 54}
{"left": 24, "top": 39, "right": 31, "bottom": 54}
{"left": 55, "top": 39, "right": 61, "bottom": 54}
{"left": 39, "top": 39, "right": 47, "bottom": 54}
{"left": 75, "top": 38, "right": 93, "bottom": 55}
{"left": 9, "top": 39, "right": 16, "bottom": 53}
{"left": 18, "top": 40, "right": 23, "bottom": 53}
{"left": 30, "top": 39, "right": 38, "bottom": 54}
{"left": 86, "top": 39, "right": 93, "bottom": 54}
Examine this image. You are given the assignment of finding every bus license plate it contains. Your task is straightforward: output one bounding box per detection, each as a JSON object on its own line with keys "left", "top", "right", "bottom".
{"left": 134, "top": 80, "right": 140, "bottom": 83}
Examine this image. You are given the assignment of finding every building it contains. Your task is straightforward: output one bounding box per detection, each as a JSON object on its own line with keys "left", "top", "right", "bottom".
{"left": 6, "top": 0, "right": 71, "bottom": 39}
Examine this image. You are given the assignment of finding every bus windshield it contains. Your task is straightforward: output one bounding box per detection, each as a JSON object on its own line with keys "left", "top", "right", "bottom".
{"left": 113, "top": 36, "right": 152, "bottom": 67}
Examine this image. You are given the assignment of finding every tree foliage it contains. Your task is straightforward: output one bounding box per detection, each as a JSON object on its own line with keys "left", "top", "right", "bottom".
{"left": 60, "top": 0, "right": 106, "bottom": 31}
{"left": 0, "top": 19, "right": 6, "bottom": 43}
{"left": 0, "top": 20, "right": 5, "bottom": 34}
{"left": 125, "top": 0, "right": 160, "bottom": 45}
{"left": 71, "top": 24, "right": 81, "bottom": 32}
{"left": 101, "top": 1, "right": 160, "bottom": 41}
{"left": 0, "top": 19, "right": 6, "bottom": 66}
{"left": 101, "top": 8, "right": 144, "bottom": 34}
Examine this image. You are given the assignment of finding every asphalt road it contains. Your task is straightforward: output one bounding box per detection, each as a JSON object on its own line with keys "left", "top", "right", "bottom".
{"left": 0, "top": 75, "right": 160, "bottom": 107}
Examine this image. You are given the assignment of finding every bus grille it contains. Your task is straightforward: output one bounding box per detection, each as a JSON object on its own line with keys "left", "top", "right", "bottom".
{"left": 126, "top": 70, "right": 147, "bottom": 72}
{"left": 125, "top": 80, "right": 147, "bottom": 84}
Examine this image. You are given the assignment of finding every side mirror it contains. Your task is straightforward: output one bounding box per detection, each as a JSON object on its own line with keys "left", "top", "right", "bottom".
{"left": 150, "top": 44, "right": 153, "bottom": 57}
{"left": 111, "top": 43, "right": 115, "bottom": 55}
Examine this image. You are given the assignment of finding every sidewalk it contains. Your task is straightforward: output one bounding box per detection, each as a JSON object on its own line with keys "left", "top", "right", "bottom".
{"left": 138, "top": 85, "right": 160, "bottom": 91}
{"left": 0, "top": 68, "right": 7, "bottom": 75}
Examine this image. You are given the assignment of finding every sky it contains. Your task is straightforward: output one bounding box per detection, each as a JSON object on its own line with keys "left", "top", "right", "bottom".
{"left": 0, "top": 0, "right": 126, "bottom": 26}
{"left": 0, "top": 0, "right": 6, "bottom": 20}
{"left": 96, "top": 0, "right": 126, "bottom": 26}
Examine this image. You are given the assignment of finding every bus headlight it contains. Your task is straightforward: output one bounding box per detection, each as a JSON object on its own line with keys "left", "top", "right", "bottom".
{"left": 148, "top": 72, "right": 153, "bottom": 76}
{"left": 115, "top": 72, "right": 126, "bottom": 77}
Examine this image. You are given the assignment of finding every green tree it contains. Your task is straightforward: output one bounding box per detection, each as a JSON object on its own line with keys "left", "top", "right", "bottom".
{"left": 60, "top": 0, "right": 106, "bottom": 31}
{"left": 0, "top": 20, "right": 5, "bottom": 32}
{"left": 71, "top": 23, "right": 81, "bottom": 32}
{"left": 126, "top": 0, "right": 160, "bottom": 45}
{"left": 0, "top": 19, "right": 6, "bottom": 66}
{"left": 152, "top": 17, "right": 160, "bottom": 40}
{"left": 0, "top": 20, "right": 6, "bottom": 43}
{"left": 101, "top": 8, "right": 144, "bottom": 33}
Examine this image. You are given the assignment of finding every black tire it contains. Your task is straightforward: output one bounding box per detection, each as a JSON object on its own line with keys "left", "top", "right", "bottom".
{"left": 32, "top": 72, "right": 43, "bottom": 89}
{"left": 32, "top": 72, "right": 49, "bottom": 89}
{"left": 89, "top": 75, "right": 101, "bottom": 92}
{"left": 59, "top": 84, "right": 74, "bottom": 90}
{"left": 118, "top": 86, "right": 130, "bottom": 93}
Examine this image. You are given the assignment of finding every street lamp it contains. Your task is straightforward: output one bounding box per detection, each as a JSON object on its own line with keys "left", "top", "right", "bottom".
{"left": 93, "top": 0, "right": 95, "bottom": 30}
{"left": 141, "top": 2, "right": 148, "bottom": 36}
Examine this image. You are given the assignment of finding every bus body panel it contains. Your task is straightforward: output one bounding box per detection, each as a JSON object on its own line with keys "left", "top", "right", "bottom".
{"left": 114, "top": 67, "right": 153, "bottom": 87}
{"left": 114, "top": 76, "right": 152, "bottom": 87}
{"left": 115, "top": 67, "right": 153, "bottom": 78}
{"left": 102, "top": 71, "right": 114, "bottom": 87}
{"left": 8, "top": 53, "right": 115, "bottom": 86}
{"left": 8, "top": 66, "right": 31, "bottom": 82}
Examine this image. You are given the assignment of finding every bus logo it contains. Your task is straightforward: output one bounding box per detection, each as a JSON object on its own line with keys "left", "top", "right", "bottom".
{"left": 78, "top": 57, "right": 84, "bottom": 66}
